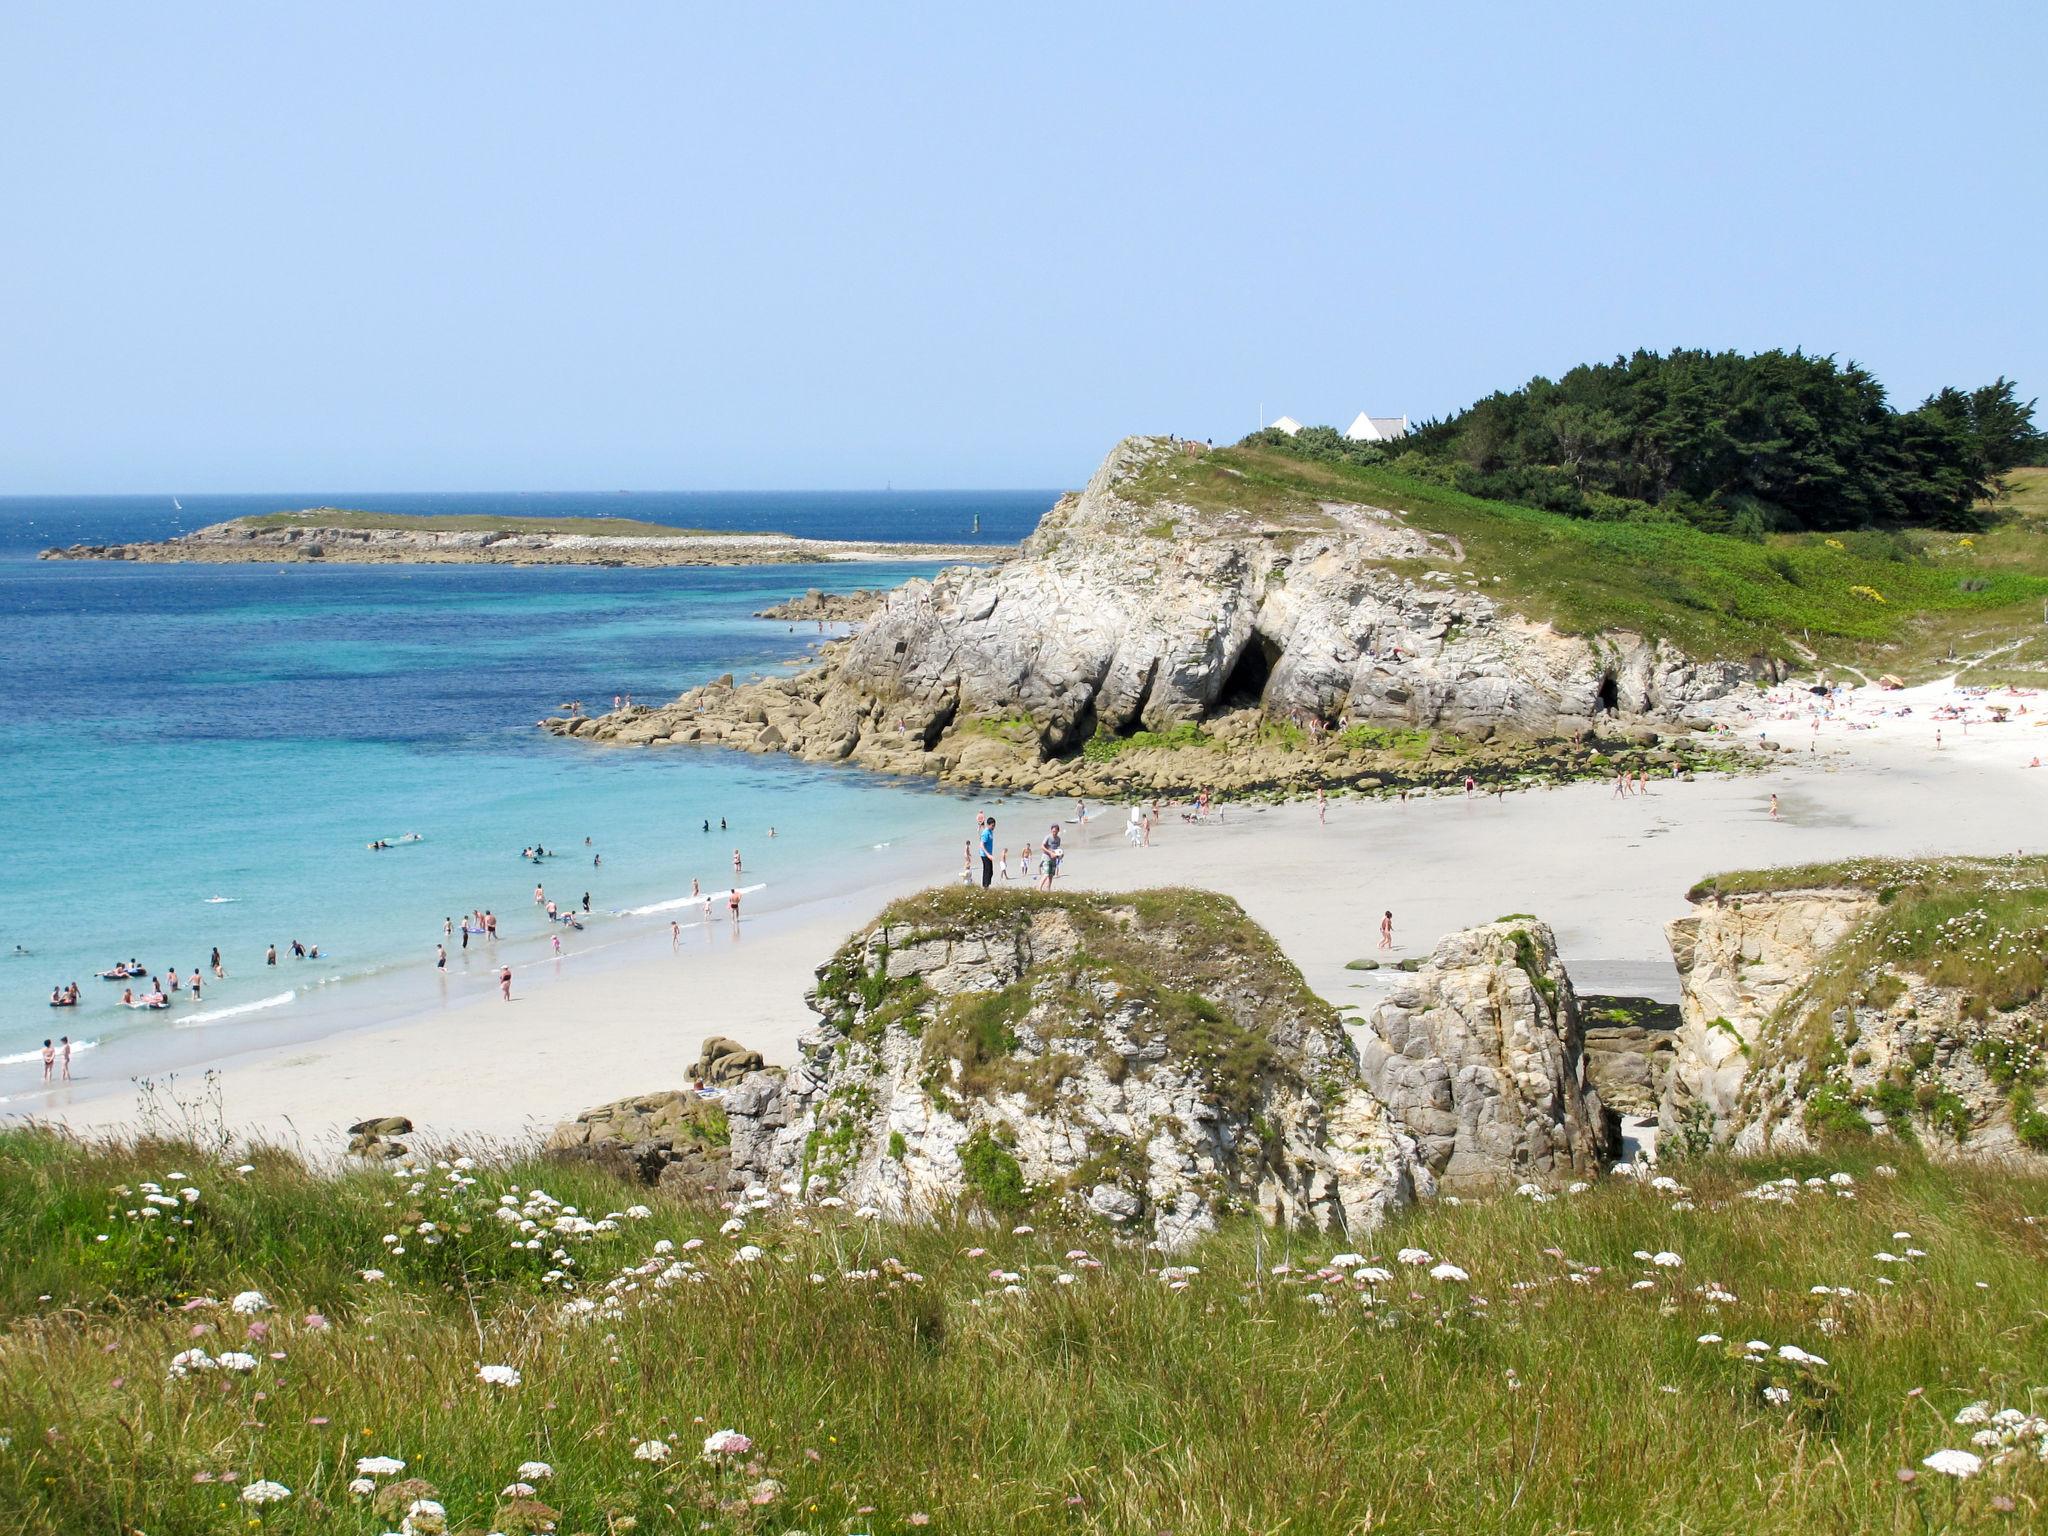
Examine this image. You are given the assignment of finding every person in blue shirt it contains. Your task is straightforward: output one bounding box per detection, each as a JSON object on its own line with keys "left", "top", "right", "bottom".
{"left": 979, "top": 817, "right": 996, "bottom": 888}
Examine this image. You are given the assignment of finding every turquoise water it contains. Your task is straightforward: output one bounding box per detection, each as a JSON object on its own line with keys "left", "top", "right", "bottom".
{"left": 0, "top": 491, "right": 1049, "bottom": 1102}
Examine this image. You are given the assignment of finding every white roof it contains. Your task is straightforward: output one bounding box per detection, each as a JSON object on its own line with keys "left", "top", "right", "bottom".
{"left": 1269, "top": 415, "right": 1303, "bottom": 436}
{"left": 1344, "top": 412, "right": 1408, "bottom": 442}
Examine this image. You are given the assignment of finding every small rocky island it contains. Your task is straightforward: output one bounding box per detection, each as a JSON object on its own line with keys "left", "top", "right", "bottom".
{"left": 42, "top": 514, "right": 1008, "bottom": 569}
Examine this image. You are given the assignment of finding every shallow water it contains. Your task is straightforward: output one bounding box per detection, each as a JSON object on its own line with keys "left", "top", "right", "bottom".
{"left": 0, "top": 490, "right": 1049, "bottom": 1102}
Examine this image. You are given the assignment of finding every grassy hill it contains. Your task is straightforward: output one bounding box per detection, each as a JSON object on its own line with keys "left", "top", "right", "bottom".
{"left": 2, "top": 1128, "right": 2045, "bottom": 1533}
{"left": 1122, "top": 446, "right": 2048, "bottom": 683}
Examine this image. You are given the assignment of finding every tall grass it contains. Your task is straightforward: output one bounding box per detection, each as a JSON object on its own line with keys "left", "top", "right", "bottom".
{"left": 0, "top": 1129, "right": 2043, "bottom": 1533}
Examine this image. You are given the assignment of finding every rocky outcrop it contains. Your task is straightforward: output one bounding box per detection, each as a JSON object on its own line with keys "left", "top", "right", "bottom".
{"left": 42, "top": 519, "right": 1005, "bottom": 569}
{"left": 1578, "top": 995, "right": 1681, "bottom": 1118}
{"left": 545, "top": 1089, "right": 734, "bottom": 1196}
{"left": 1357, "top": 921, "right": 1617, "bottom": 1190}
{"left": 722, "top": 887, "right": 1427, "bottom": 1248}
{"left": 1659, "top": 864, "right": 2048, "bottom": 1163}
{"left": 546, "top": 436, "right": 1746, "bottom": 794}
{"left": 755, "top": 589, "right": 887, "bottom": 623}
{"left": 1657, "top": 889, "right": 1878, "bottom": 1148}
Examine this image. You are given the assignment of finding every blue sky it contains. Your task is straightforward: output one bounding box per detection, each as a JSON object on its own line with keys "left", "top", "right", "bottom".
{"left": 2, "top": 2, "right": 2042, "bottom": 492}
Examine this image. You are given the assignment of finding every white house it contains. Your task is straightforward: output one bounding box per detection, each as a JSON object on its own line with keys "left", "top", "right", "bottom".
{"left": 1344, "top": 411, "right": 1409, "bottom": 443}
{"left": 1269, "top": 415, "right": 1303, "bottom": 436}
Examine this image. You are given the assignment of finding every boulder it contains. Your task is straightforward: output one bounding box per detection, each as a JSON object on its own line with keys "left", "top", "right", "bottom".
{"left": 694, "top": 1035, "right": 766, "bottom": 1085}
{"left": 347, "top": 1115, "right": 413, "bottom": 1136}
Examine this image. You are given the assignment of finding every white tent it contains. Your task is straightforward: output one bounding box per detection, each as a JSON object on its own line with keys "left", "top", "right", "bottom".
{"left": 1344, "top": 412, "right": 1409, "bottom": 443}
{"left": 1269, "top": 415, "right": 1303, "bottom": 436}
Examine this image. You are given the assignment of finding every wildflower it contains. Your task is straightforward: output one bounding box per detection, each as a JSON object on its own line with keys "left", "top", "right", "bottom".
{"left": 1776, "top": 1345, "right": 1826, "bottom": 1366}
{"left": 230, "top": 1290, "right": 271, "bottom": 1315}
{"left": 356, "top": 1455, "right": 406, "bottom": 1476}
{"left": 703, "top": 1428, "right": 754, "bottom": 1460}
{"left": 360, "top": 1269, "right": 386, "bottom": 1282}
{"left": 501, "top": 1481, "right": 537, "bottom": 1497}
{"left": 1396, "top": 1248, "right": 1431, "bottom": 1266}
{"left": 167, "top": 1348, "right": 215, "bottom": 1379}
{"left": 1921, "top": 1449, "right": 1983, "bottom": 1478}
{"left": 346, "top": 1476, "right": 376, "bottom": 1496}
{"left": 1652, "top": 1251, "right": 1682, "bottom": 1268}
{"left": 216, "top": 1351, "right": 261, "bottom": 1373}
{"left": 1011, "top": 1224, "right": 1034, "bottom": 1235}
{"left": 1954, "top": 1402, "right": 1992, "bottom": 1426}
{"left": 1763, "top": 1386, "right": 1791, "bottom": 1405}
{"left": 516, "top": 1461, "right": 553, "bottom": 1480}
{"left": 632, "top": 1438, "right": 671, "bottom": 1462}
{"left": 239, "top": 1479, "right": 291, "bottom": 1504}
{"left": 1357, "top": 1266, "right": 1393, "bottom": 1284}
{"left": 1696, "top": 1333, "right": 1723, "bottom": 1344}
{"left": 477, "top": 1363, "right": 522, "bottom": 1388}
{"left": 401, "top": 1497, "right": 448, "bottom": 1535}
{"left": 1429, "top": 1262, "right": 1470, "bottom": 1283}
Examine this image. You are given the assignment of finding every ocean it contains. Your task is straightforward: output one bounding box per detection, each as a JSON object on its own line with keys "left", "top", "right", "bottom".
{"left": 0, "top": 490, "right": 1049, "bottom": 1105}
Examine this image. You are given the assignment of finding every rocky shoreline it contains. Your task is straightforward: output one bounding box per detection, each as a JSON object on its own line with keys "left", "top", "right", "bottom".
{"left": 754, "top": 588, "right": 888, "bottom": 622}
{"left": 541, "top": 434, "right": 1767, "bottom": 795}
{"left": 41, "top": 518, "right": 1009, "bottom": 569}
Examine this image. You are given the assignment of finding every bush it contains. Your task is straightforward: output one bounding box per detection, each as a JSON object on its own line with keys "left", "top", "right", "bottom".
{"left": 959, "top": 1130, "right": 1028, "bottom": 1212}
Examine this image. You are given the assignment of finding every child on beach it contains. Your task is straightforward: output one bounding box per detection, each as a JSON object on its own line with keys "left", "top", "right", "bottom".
{"left": 1379, "top": 911, "right": 1394, "bottom": 950}
{"left": 499, "top": 965, "right": 512, "bottom": 1001}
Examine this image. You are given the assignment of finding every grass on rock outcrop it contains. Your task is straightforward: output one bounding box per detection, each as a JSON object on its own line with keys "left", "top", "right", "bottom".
{"left": 1121, "top": 444, "right": 2048, "bottom": 679}
{"left": 1, "top": 1128, "right": 2044, "bottom": 1533}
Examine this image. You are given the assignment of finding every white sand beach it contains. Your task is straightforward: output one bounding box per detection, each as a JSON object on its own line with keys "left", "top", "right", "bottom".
{"left": 22, "top": 679, "right": 2048, "bottom": 1152}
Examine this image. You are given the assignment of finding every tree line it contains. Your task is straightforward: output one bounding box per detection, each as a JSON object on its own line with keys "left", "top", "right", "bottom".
{"left": 1256, "top": 349, "right": 2041, "bottom": 534}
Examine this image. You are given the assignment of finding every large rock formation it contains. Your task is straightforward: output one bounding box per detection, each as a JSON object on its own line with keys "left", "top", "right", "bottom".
{"left": 723, "top": 888, "right": 1429, "bottom": 1248}
{"left": 1358, "top": 921, "right": 1617, "bottom": 1190}
{"left": 1659, "top": 860, "right": 2048, "bottom": 1162}
{"left": 544, "top": 436, "right": 1748, "bottom": 793}
{"left": 1658, "top": 888, "right": 1878, "bottom": 1148}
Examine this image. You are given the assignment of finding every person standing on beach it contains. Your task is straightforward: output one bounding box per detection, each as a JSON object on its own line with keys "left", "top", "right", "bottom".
{"left": 436, "top": 943, "right": 446, "bottom": 971}
{"left": 1769, "top": 793, "right": 1780, "bottom": 820}
{"left": 499, "top": 965, "right": 512, "bottom": 1001}
{"left": 41, "top": 1039, "right": 54, "bottom": 1083}
{"left": 732, "top": 848, "right": 743, "bottom": 878}
{"left": 671, "top": 919, "right": 681, "bottom": 948}
{"left": 60, "top": 1036, "right": 71, "bottom": 1082}
{"left": 980, "top": 817, "right": 996, "bottom": 889}
{"left": 1317, "top": 788, "right": 1326, "bottom": 825}
{"left": 1379, "top": 910, "right": 1394, "bottom": 950}
{"left": 190, "top": 968, "right": 202, "bottom": 1001}
{"left": 728, "top": 887, "right": 742, "bottom": 925}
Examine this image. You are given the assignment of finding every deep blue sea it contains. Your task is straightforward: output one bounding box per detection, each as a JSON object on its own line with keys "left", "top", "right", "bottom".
{"left": 0, "top": 490, "right": 1049, "bottom": 1104}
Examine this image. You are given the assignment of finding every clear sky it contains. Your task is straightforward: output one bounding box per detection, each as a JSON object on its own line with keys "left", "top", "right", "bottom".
{"left": 2, "top": 2, "right": 2042, "bottom": 492}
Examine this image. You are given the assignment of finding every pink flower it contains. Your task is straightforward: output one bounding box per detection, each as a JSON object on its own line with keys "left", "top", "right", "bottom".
{"left": 703, "top": 1429, "right": 754, "bottom": 1460}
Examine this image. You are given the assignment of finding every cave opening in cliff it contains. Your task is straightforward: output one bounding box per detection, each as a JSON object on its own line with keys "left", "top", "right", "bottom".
{"left": 1221, "top": 632, "right": 1279, "bottom": 710}
{"left": 1596, "top": 673, "right": 1619, "bottom": 714}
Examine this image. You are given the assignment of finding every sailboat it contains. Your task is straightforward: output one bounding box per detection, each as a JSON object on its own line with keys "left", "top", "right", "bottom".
{"left": 172, "top": 497, "right": 182, "bottom": 511}
{"left": 971, "top": 511, "right": 981, "bottom": 535}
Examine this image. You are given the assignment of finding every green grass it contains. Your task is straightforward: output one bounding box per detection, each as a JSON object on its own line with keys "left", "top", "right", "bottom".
{"left": 2, "top": 1129, "right": 2045, "bottom": 1533}
{"left": 235, "top": 509, "right": 726, "bottom": 538}
{"left": 1120, "top": 443, "right": 2048, "bottom": 675}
